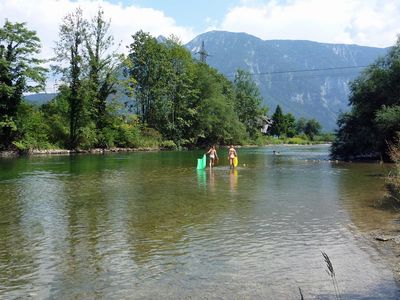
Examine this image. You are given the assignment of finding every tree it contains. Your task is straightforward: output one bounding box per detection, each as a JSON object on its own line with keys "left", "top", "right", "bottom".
{"left": 270, "top": 105, "right": 286, "bottom": 137}
{"left": 331, "top": 36, "right": 400, "bottom": 160}
{"left": 284, "top": 113, "right": 296, "bottom": 138}
{"left": 296, "top": 117, "right": 307, "bottom": 135}
{"left": 233, "top": 69, "right": 267, "bottom": 138}
{"left": 304, "top": 118, "right": 321, "bottom": 140}
{"left": 124, "top": 30, "right": 170, "bottom": 126}
{"left": 0, "top": 20, "right": 46, "bottom": 149}
{"left": 161, "top": 37, "right": 197, "bottom": 145}
{"left": 85, "top": 8, "right": 120, "bottom": 142}
{"left": 53, "top": 8, "right": 90, "bottom": 149}
{"left": 193, "top": 64, "right": 247, "bottom": 145}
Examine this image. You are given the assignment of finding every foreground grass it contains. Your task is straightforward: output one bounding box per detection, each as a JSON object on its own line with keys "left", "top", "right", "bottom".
{"left": 386, "top": 136, "right": 400, "bottom": 201}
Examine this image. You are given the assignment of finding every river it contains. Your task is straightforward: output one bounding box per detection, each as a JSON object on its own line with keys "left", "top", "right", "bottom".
{"left": 0, "top": 145, "right": 399, "bottom": 299}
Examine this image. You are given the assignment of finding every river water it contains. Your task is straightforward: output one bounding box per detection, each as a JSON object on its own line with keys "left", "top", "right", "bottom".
{"left": 0, "top": 145, "right": 399, "bottom": 299}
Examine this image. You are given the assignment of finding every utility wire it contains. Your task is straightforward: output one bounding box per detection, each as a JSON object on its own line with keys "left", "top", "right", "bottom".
{"left": 226, "top": 65, "right": 369, "bottom": 78}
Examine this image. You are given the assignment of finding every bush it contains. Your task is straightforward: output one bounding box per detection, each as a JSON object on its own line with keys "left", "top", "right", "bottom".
{"left": 77, "top": 124, "right": 97, "bottom": 150}
{"left": 160, "top": 140, "right": 177, "bottom": 150}
{"left": 115, "top": 123, "right": 141, "bottom": 148}
{"left": 14, "top": 102, "right": 56, "bottom": 150}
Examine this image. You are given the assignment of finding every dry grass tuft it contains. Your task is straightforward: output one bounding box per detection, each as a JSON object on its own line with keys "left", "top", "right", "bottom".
{"left": 321, "top": 251, "right": 342, "bottom": 300}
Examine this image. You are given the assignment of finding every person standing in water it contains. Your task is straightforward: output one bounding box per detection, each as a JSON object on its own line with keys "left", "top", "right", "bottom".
{"left": 228, "top": 145, "right": 237, "bottom": 168}
{"left": 206, "top": 145, "right": 219, "bottom": 168}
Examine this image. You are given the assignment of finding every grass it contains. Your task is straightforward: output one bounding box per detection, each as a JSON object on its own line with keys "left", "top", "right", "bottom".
{"left": 386, "top": 136, "right": 400, "bottom": 201}
{"left": 255, "top": 134, "right": 334, "bottom": 146}
{"left": 298, "top": 251, "right": 342, "bottom": 299}
{"left": 322, "top": 251, "right": 342, "bottom": 300}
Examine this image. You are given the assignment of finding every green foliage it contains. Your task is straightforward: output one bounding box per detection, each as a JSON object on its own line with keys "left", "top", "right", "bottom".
{"left": 258, "top": 133, "right": 332, "bottom": 145}
{"left": 160, "top": 140, "right": 177, "bottom": 150}
{"left": 124, "top": 34, "right": 249, "bottom": 147}
{"left": 85, "top": 9, "right": 120, "bottom": 137}
{"left": 52, "top": 8, "right": 122, "bottom": 150}
{"left": 269, "top": 106, "right": 299, "bottom": 138}
{"left": 124, "top": 30, "right": 170, "bottom": 125}
{"left": 313, "top": 132, "right": 335, "bottom": 143}
{"left": 296, "top": 117, "right": 307, "bottom": 135}
{"left": 286, "top": 137, "right": 309, "bottom": 145}
{"left": 114, "top": 122, "right": 141, "bottom": 148}
{"left": 2, "top": 9, "right": 314, "bottom": 153}
{"left": 14, "top": 101, "right": 54, "bottom": 151}
{"left": 233, "top": 69, "right": 267, "bottom": 138}
{"left": 41, "top": 90, "right": 69, "bottom": 148}
{"left": 0, "top": 20, "right": 46, "bottom": 149}
{"left": 332, "top": 37, "right": 400, "bottom": 160}
{"left": 270, "top": 105, "right": 285, "bottom": 137}
{"left": 285, "top": 113, "right": 297, "bottom": 138}
{"left": 375, "top": 105, "right": 400, "bottom": 137}
{"left": 304, "top": 118, "right": 322, "bottom": 140}
{"left": 53, "top": 8, "right": 88, "bottom": 149}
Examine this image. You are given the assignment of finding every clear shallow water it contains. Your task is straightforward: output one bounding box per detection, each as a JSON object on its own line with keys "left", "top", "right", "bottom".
{"left": 0, "top": 145, "right": 399, "bottom": 299}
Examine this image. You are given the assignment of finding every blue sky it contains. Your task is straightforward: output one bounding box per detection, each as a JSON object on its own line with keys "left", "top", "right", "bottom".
{"left": 105, "top": 0, "right": 243, "bottom": 33}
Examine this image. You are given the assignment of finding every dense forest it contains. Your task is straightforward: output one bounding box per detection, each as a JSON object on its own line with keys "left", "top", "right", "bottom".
{"left": 0, "top": 8, "right": 324, "bottom": 153}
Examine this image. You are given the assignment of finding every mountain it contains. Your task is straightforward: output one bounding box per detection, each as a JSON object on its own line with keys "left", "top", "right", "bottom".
{"left": 185, "top": 31, "right": 389, "bottom": 131}
{"left": 24, "top": 93, "right": 57, "bottom": 105}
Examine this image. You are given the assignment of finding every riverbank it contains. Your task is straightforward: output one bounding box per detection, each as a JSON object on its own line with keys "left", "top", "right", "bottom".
{"left": 0, "top": 147, "right": 161, "bottom": 158}
{"left": 1, "top": 143, "right": 334, "bottom": 158}
{"left": 366, "top": 225, "right": 400, "bottom": 282}
{"left": 357, "top": 193, "right": 400, "bottom": 282}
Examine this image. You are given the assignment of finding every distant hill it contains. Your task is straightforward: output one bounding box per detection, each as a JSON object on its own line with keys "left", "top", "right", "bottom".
{"left": 24, "top": 93, "right": 56, "bottom": 105}
{"left": 186, "top": 31, "right": 389, "bottom": 130}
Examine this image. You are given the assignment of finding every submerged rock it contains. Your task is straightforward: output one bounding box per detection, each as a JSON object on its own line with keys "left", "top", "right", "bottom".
{"left": 375, "top": 235, "right": 395, "bottom": 242}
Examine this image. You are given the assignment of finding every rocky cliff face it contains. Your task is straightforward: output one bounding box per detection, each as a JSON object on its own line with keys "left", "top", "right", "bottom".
{"left": 186, "top": 31, "right": 389, "bottom": 130}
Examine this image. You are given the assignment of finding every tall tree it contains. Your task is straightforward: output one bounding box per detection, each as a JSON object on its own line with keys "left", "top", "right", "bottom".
{"left": 233, "top": 69, "right": 267, "bottom": 138}
{"left": 124, "top": 30, "right": 169, "bottom": 126}
{"left": 296, "top": 117, "right": 307, "bottom": 135}
{"left": 85, "top": 8, "right": 119, "bottom": 139}
{"left": 331, "top": 36, "right": 400, "bottom": 160}
{"left": 284, "top": 113, "right": 296, "bottom": 138}
{"left": 0, "top": 20, "right": 46, "bottom": 149}
{"left": 162, "top": 37, "right": 197, "bottom": 144}
{"left": 193, "top": 63, "right": 246, "bottom": 146}
{"left": 304, "top": 118, "right": 321, "bottom": 140}
{"left": 270, "top": 105, "right": 286, "bottom": 137}
{"left": 53, "top": 8, "right": 89, "bottom": 149}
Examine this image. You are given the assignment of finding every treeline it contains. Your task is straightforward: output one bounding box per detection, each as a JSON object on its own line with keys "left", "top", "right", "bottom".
{"left": 331, "top": 37, "right": 400, "bottom": 161}
{"left": 1, "top": 8, "right": 324, "bottom": 152}
{"left": 269, "top": 105, "right": 323, "bottom": 141}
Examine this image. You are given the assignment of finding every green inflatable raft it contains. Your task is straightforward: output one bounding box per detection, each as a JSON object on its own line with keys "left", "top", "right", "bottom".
{"left": 196, "top": 154, "right": 206, "bottom": 170}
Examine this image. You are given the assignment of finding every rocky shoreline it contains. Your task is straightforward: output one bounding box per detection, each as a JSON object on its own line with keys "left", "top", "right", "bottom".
{"left": 0, "top": 147, "right": 161, "bottom": 158}
{"left": 368, "top": 226, "right": 400, "bottom": 282}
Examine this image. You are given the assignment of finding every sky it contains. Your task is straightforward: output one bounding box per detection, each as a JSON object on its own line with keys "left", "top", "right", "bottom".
{"left": 1, "top": 0, "right": 399, "bottom": 61}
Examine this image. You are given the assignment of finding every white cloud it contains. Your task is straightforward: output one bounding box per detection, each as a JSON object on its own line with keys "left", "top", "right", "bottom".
{"left": 0, "top": 0, "right": 196, "bottom": 60}
{"left": 219, "top": 0, "right": 400, "bottom": 47}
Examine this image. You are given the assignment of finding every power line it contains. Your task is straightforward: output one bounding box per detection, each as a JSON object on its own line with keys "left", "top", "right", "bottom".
{"left": 226, "top": 65, "right": 369, "bottom": 78}
{"left": 256, "top": 70, "right": 364, "bottom": 83}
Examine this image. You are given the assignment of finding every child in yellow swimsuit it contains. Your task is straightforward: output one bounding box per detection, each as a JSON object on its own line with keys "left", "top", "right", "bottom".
{"left": 228, "top": 145, "right": 237, "bottom": 168}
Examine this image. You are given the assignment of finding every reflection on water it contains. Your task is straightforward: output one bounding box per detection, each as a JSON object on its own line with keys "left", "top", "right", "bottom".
{"left": 196, "top": 169, "right": 206, "bottom": 190}
{"left": 0, "top": 146, "right": 399, "bottom": 299}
